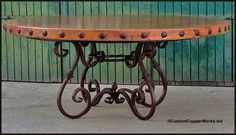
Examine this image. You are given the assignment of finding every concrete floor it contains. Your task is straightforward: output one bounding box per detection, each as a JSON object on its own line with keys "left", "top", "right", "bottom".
{"left": 1, "top": 82, "right": 234, "bottom": 133}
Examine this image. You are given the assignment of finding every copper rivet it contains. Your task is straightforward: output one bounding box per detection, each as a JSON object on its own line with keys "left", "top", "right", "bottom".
{"left": 161, "top": 31, "right": 167, "bottom": 38}
{"left": 17, "top": 29, "right": 21, "bottom": 34}
{"left": 3, "top": 25, "right": 7, "bottom": 31}
{"left": 224, "top": 26, "right": 227, "bottom": 32}
{"left": 29, "top": 29, "right": 33, "bottom": 35}
{"left": 9, "top": 28, "right": 12, "bottom": 33}
{"left": 218, "top": 27, "right": 221, "bottom": 33}
{"left": 78, "top": 32, "right": 85, "bottom": 38}
{"left": 59, "top": 31, "right": 65, "bottom": 38}
{"left": 42, "top": 31, "right": 47, "bottom": 37}
{"left": 194, "top": 30, "right": 200, "bottom": 36}
{"left": 120, "top": 32, "right": 127, "bottom": 39}
{"left": 99, "top": 32, "right": 105, "bottom": 39}
{"left": 141, "top": 32, "right": 148, "bottom": 39}
{"left": 208, "top": 28, "right": 212, "bottom": 35}
{"left": 179, "top": 31, "right": 185, "bottom": 37}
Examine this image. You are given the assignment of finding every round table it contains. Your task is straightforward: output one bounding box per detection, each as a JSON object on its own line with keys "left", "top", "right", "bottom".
{"left": 4, "top": 15, "right": 230, "bottom": 120}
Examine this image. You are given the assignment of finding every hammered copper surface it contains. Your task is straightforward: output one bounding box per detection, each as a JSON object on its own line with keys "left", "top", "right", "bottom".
{"left": 4, "top": 15, "right": 229, "bottom": 42}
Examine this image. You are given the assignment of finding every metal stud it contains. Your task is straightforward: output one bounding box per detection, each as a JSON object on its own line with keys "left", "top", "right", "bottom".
{"left": 194, "top": 30, "right": 200, "bottom": 36}
{"left": 208, "top": 28, "right": 212, "bottom": 35}
{"left": 42, "top": 30, "right": 47, "bottom": 37}
{"left": 120, "top": 32, "right": 127, "bottom": 39}
{"left": 17, "top": 28, "right": 21, "bottom": 34}
{"left": 99, "top": 32, "right": 105, "bottom": 39}
{"left": 161, "top": 31, "right": 167, "bottom": 38}
{"left": 29, "top": 29, "right": 33, "bottom": 35}
{"left": 218, "top": 27, "right": 221, "bottom": 33}
{"left": 141, "top": 32, "right": 148, "bottom": 39}
{"left": 179, "top": 31, "right": 185, "bottom": 37}
{"left": 224, "top": 26, "right": 227, "bottom": 32}
{"left": 3, "top": 25, "right": 7, "bottom": 31}
{"left": 78, "top": 32, "right": 85, "bottom": 38}
{"left": 9, "top": 27, "right": 12, "bottom": 33}
{"left": 59, "top": 31, "right": 65, "bottom": 38}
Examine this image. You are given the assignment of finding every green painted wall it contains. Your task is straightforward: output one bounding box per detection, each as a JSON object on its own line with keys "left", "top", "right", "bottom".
{"left": 1, "top": 1, "right": 235, "bottom": 86}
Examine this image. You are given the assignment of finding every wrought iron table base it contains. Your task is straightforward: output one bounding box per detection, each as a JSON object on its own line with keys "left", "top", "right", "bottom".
{"left": 54, "top": 41, "right": 168, "bottom": 120}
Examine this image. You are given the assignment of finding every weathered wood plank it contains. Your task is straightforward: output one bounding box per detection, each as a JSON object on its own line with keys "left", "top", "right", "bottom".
{"left": 91, "top": 2, "right": 101, "bottom": 84}
{"left": 48, "top": 2, "right": 61, "bottom": 82}
{"left": 173, "top": 2, "right": 182, "bottom": 82}
{"left": 223, "top": 2, "right": 233, "bottom": 83}
{"left": 11, "top": 2, "right": 22, "bottom": 81}
{"left": 33, "top": 2, "right": 44, "bottom": 81}
{"left": 182, "top": 1, "right": 191, "bottom": 81}
{"left": 165, "top": 2, "right": 174, "bottom": 81}
{"left": 5, "top": 2, "right": 14, "bottom": 80}
{"left": 232, "top": 2, "right": 235, "bottom": 84}
{"left": 190, "top": 2, "right": 199, "bottom": 81}
{"left": 41, "top": 2, "right": 50, "bottom": 82}
{"left": 106, "top": 1, "right": 116, "bottom": 84}
{"left": 130, "top": 2, "right": 139, "bottom": 84}
{"left": 26, "top": 2, "right": 37, "bottom": 81}
{"left": 2, "top": 3, "right": 8, "bottom": 80}
{"left": 98, "top": 2, "right": 108, "bottom": 84}
{"left": 114, "top": 2, "right": 123, "bottom": 84}
{"left": 60, "top": 1, "right": 73, "bottom": 83}
{"left": 75, "top": 1, "right": 85, "bottom": 84}
{"left": 18, "top": 2, "right": 29, "bottom": 81}
{"left": 215, "top": 2, "right": 224, "bottom": 82}
{"left": 139, "top": 2, "right": 150, "bottom": 83}
{"left": 123, "top": 1, "right": 131, "bottom": 84}
{"left": 69, "top": 1, "right": 79, "bottom": 83}
{"left": 206, "top": 2, "right": 216, "bottom": 82}
{"left": 198, "top": 2, "right": 207, "bottom": 82}
{"left": 158, "top": 1, "right": 167, "bottom": 83}
{"left": 83, "top": 2, "right": 92, "bottom": 83}
{"left": 150, "top": 2, "right": 160, "bottom": 84}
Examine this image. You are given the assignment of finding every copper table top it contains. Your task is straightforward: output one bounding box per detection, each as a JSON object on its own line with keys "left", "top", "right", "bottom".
{"left": 3, "top": 15, "right": 229, "bottom": 42}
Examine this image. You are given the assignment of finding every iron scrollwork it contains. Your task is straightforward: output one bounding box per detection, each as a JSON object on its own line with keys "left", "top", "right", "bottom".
{"left": 54, "top": 41, "right": 168, "bottom": 120}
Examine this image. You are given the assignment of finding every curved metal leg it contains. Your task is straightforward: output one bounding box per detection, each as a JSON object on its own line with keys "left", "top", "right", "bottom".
{"left": 55, "top": 42, "right": 92, "bottom": 119}
{"left": 134, "top": 43, "right": 168, "bottom": 107}
{"left": 120, "top": 42, "right": 168, "bottom": 120}
{"left": 54, "top": 41, "right": 168, "bottom": 120}
{"left": 78, "top": 42, "right": 102, "bottom": 106}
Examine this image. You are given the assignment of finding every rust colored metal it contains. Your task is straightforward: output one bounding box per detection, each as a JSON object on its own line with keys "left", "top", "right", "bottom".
{"left": 99, "top": 32, "right": 105, "bottom": 39}
{"left": 120, "top": 32, "right": 127, "bottom": 39}
{"left": 59, "top": 31, "right": 65, "bottom": 38}
{"left": 42, "top": 30, "right": 47, "bottom": 37}
{"left": 161, "top": 31, "right": 167, "bottom": 38}
{"left": 208, "top": 28, "right": 212, "bottom": 35}
{"left": 17, "top": 28, "right": 21, "bottom": 34}
{"left": 3, "top": 15, "right": 229, "bottom": 42}
{"left": 179, "top": 31, "right": 185, "bottom": 37}
{"left": 54, "top": 41, "right": 168, "bottom": 120}
{"left": 194, "top": 29, "right": 200, "bottom": 36}
{"left": 78, "top": 32, "right": 85, "bottom": 38}
{"left": 3, "top": 24, "right": 7, "bottom": 31}
{"left": 9, "top": 27, "right": 12, "bottom": 33}
{"left": 218, "top": 27, "right": 221, "bottom": 33}
{"left": 28, "top": 29, "right": 33, "bottom": 35}
{"left": 141, "top": 32, "right": 148, "bottom": 39}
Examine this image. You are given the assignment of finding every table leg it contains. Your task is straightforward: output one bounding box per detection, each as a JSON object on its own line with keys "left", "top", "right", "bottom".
{"left": 54, "top": 41, "right": 168, "bottom": 120}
